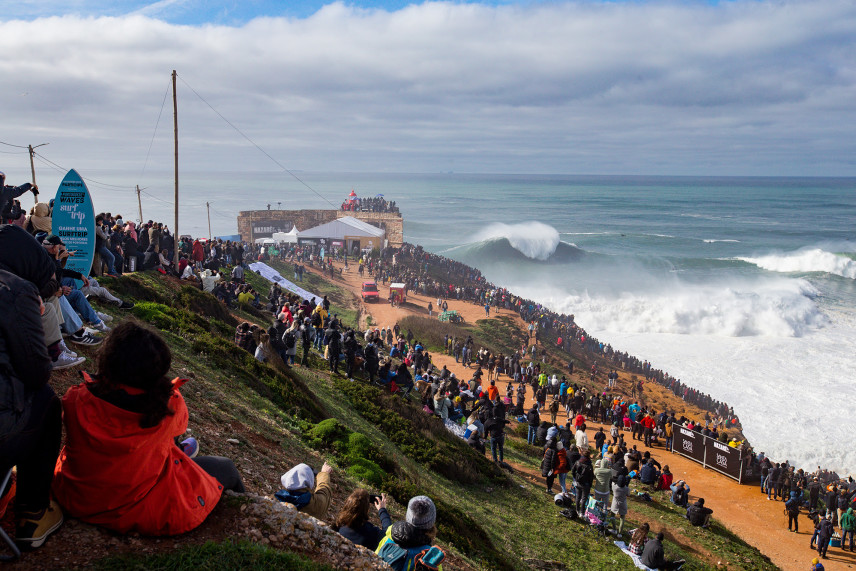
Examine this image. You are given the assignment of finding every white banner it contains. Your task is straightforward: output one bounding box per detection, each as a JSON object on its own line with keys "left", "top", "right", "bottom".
{"left": 249, "top": 262, "right": 322, "bottom": 305}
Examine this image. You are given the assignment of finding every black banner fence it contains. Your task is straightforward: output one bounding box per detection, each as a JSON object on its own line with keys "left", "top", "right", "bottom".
{"left": 671, "top": 426, "right": 752, "bottom": 484}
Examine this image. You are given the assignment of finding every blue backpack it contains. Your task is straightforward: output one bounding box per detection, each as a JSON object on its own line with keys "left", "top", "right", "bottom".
{"left": 376, "top": 540, "right": 445, "bottom": 571}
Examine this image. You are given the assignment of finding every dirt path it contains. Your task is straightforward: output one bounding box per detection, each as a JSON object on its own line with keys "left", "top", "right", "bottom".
{"left": 306, "top": 259, "right": 855, "bottom": 571}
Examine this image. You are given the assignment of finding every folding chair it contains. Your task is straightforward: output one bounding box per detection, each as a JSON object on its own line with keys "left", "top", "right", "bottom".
{"left": 0, "top": 467, "right": 21, "bottom": 561}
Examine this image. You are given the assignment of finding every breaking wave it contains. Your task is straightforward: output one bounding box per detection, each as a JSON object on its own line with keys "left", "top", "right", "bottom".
{"left": 738, "top": 249, "right": 856, "bottom": 279}
{"left": 452, "top": 222, "right": 584, "bottom": 263}
{"left": 518, "top": 278, "right": 826, "bottom": 338}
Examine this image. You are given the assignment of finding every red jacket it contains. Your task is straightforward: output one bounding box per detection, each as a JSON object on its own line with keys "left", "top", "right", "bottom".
{"left": 192, "top": 240, "right": 204, "bottom": 262}
{"left": 53, "top": 376, "right": 222, "bottom": 536}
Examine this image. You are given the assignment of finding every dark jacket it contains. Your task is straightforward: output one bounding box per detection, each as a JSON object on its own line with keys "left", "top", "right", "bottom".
{"left": 818, "top": 518, "right": 834, "bottom": 541}
{"left": 687, "top": 501, "right": 712, "bottom": 526}
{"left": 640, "top": 537, "right": 667, "bottom": 568}
{"left": 541, "top": 441, "right": 557, "bottom": 477}
{"left": 0, "top": 183, "right": 34, "bottom": 219}
{"left": 640, "top": 461, "right": 658, "bottom": 485}
{"left": 336, "top": 508, "right": 392, "bottom": 550}
{"left": 526, "top": 407, "right": 540, "bottom": 427}
{"left": 571, "top": 456, "right": 594, "bottom": 487}
{"left": 0, "top": 270, "right": 52, "bottom": 436}
{"left": 325, "top": 327, "right": 341, "bottom": 353}
{"left": 0, "top": 224, "right": 58, "bottom": 298}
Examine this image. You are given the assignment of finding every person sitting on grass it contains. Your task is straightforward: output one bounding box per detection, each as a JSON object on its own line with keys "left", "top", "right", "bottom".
{"left": 334, "top": 490, "right": 391, "bottom": 550}
{"left": 277, "top": 462, "right": 333, "bottom": 520}
{"left": 686, "top": 497, "right": 713, "bottom": 528}
{"left": 52, "top": 321, "right": 245, "bottom": 535}
{"left": 657, "top": 465, "right": 674, "bottom": 491}
{"left": 670, "top": 480, "right": 690, "bottom": 507}
{"left": 641, "top": 531, "right": 686, "bottom": 570}
{"left": 628, "top": 522, "right": 650, "bottom": 555}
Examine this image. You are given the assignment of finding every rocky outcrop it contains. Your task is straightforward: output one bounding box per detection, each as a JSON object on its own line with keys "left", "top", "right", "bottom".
{"left": 235, "top": 492, "right": 391, "bottom": 570}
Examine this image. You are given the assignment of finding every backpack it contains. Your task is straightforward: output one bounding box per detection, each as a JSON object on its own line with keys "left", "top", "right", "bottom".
{"left": 283, "top": 331, "right": 296, "bottom": 349}
{"left": 311, "top": 312, "right": 322, "bottom": 327}
{"left": 377, "top": 540, "right": 445, "bottom": 571}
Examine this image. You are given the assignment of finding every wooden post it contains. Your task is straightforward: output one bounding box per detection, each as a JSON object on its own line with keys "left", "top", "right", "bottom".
{"left": 207, "top": 202, "right": 211, "bottom": 240}
{"left": 28, "top": 145, "right": 37, "bottom": 186}
{"left": 172, "top": 70, "right": 179, "bottom": 268}
{"left": 136, "top": 185, "right": 143, "bottom": 224}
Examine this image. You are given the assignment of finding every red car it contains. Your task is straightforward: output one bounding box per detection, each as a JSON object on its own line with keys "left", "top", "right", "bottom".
{"left": 361, "top": 281, "right": 379, "bottom": 302}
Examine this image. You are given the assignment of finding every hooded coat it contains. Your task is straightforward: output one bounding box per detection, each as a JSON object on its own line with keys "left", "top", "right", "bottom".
{"left": 52, "top": 377, "right": 223, "bottom": 535}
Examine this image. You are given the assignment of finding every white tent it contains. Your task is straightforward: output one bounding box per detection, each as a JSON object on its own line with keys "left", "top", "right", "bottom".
{"left": 271, "top": 225, "right": 299, "bottom": 244}
{"left": 298, "top": 216, "right": 385, "bottom": 241}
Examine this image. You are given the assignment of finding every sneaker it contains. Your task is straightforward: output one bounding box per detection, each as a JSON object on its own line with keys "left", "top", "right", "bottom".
{"left": 118, "top": 300, "right": 135, "bottom": 310}
{"left": 95, "top": 311, "right": 113, "bottom": 323}
{"left": 53, "top": 351, "right": 86, "bottom": 370}
{"left": 91, "top": 321, "right": 110, "bottom": 333}
{"left": 16, "top": 500, "right": 64, "bottom": 548}
{"left": 68, "top": 332, "right": 102, "bottom": 346}
{"left": 180, "top": 437, "right": 199, "bottom": 458}
{"left": 58, "top": 340, "right": 77, "bottom": 358}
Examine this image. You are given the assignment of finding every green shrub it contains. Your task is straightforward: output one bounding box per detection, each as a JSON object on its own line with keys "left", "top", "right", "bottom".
{"left": 345, "top": 458, "right": 386, "bottom": 488}
{"left": 344, "top": 432, "right": 384, "bottom": 467}
{"left": 307, "top": 418, "right": 350, "bottom": 449}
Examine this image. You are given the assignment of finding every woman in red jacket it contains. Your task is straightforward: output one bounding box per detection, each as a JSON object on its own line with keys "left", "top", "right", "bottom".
{"left": 53, "top": 321, "right": 244, "bottom": 536}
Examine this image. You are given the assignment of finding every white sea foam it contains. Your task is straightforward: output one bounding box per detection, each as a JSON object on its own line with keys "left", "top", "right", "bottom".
{"left": 517, "top": 278, "right": 825, "bottom": 339}
{"left": 500, "top": 275, "right": 856, "bottom": 471}
{"left": 470, "top": 221, "right": 560, "bottom": 260}
{"left": 739, "top": 248, "right": 856, "bottom": 279}
{"left": 703, "top": 239, "right": 740, "bottom": 243}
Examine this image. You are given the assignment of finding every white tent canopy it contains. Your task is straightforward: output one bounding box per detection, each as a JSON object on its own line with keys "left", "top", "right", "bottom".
{"left": 298, "top": 216, "right": 385, "bottom": 240}
{"left": 271, "top": 225, "right": 299, "bottom": 243}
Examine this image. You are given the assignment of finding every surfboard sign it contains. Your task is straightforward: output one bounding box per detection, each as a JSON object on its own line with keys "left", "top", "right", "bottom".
{"left": 53, "top": 169, "right": 96, "bottom": 286}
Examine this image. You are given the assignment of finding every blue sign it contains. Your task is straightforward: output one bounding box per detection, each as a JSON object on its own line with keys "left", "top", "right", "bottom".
{"left": 53, "top": 170, "right": 95, "bottom": 285}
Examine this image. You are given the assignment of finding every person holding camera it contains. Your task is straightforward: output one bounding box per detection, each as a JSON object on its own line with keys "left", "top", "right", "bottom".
{"left": 334, "top": 490, "right": 391, "bottom": 549}
{"left": 0, "top": 171, "right": 38, "bottom": 223}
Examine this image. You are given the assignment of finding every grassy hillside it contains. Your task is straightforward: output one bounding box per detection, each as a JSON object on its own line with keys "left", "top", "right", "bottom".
{"left": 33, "top": 269, "right": 776, "bottom": 571}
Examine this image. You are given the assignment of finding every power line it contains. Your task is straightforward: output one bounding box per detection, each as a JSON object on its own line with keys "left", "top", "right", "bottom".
{"left": 0, "top": 141, "right": 28, "bottom": 149}
{"left": 139, "top": 79, "right": 172, "bottom": 182}
{"left": 33, "top": 151, "right": 134, "bottom": 191}
{"left": 176, "top": 72, "right": 337, "bottom": 209}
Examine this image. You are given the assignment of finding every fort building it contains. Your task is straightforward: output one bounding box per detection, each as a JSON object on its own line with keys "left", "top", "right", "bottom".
{"left": 237, "top": 209, "right": 403, "bottom": 247}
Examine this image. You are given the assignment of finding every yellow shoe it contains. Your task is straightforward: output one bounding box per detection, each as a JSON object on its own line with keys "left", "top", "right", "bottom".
{"left": 16, "top": 500, "right": 63, "bottom": 548}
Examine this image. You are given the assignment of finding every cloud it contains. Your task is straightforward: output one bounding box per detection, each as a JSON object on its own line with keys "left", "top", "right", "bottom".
{"left": 0, "top": 0, "right": 854, "bottom": 177}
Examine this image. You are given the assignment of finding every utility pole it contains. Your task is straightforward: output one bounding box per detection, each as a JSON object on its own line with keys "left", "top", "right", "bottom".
{"left": 27, "top": 143, "right": 48, "bottom": 197}
{"left": 206, "top": 202, "right": 212, "bottom": 240}
{"left": 136, "top": 185, "right": 143, "bottom": 223}
{"left": 172, "top": 70, "right": 179, "bottom": 268}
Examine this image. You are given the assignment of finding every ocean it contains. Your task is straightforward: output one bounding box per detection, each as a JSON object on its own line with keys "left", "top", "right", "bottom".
{"left": 53, "top": 170, "right": 856, "bottom": 473}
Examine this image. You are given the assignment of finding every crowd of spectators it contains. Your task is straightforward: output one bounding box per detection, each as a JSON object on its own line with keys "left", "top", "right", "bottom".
{"left": 340, "top": 196, "right": 398, "bottom": 213}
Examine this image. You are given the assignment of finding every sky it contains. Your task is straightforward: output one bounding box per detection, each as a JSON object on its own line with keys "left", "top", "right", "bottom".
{"left": 1, "top": 0, "right": 855, "bottom": 183}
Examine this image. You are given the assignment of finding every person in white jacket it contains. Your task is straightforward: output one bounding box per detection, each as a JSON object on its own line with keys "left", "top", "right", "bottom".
{"left": 575, "top": 426, "right": 589, "bottom": 452}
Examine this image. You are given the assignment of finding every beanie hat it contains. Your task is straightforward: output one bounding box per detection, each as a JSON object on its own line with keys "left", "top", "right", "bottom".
{"left": 547, "top": 426, "right": 559, "bottom": 441}
{"left": 406, "top": 496, "right": 437, "bottom": 530}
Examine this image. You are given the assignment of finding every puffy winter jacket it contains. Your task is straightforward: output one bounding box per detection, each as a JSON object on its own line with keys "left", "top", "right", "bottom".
{"left": 53, "top": 376, "right": 223, "bottom": 535}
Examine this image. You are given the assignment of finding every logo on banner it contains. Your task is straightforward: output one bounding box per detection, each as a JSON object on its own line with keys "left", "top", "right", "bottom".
{"left": 53, "top": 170, "right": 95, "bottom": 286}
